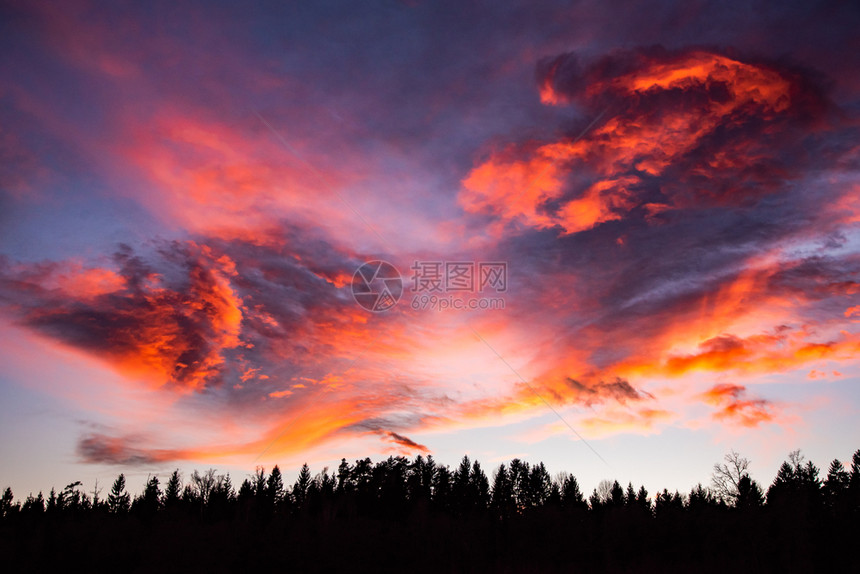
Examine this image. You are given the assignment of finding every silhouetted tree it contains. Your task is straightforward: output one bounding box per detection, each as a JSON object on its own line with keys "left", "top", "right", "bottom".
{"left": 336, "top": 458, "right": 352, "bottom": 494}
{"left": 609, "top": 480, "right": 625, "bottom": 508}
{"left": 3, "top": 448, "right": 859, "bottom": 573}
{"left": 767, "top": 450, "right": 821, "bottom": 511}
{"left": 470, "top": 460, "right": 490, "bottom": 510}
{"left": 491, "top": 464, "right": 515, "bottom": 517}
{"left": 845, "top": 449, "right": 860, "bottom": 515}
{"left": 108, "top": 474, "right": 130, "bottom": 514}
{"left": 559, "top": 473, "right": 587, "bottom": 512}
{"left": 626, "top": 482, "right": 638, "bottom": 507}
{"left": 824, "top": 459, "right": 849, "bottom": 511}
{"left": 208, "top": 473, "right": 235, "bottom": 520}
{"left": 163, "top": 470, "right": 182, "bottom": 508}
{"left": 191, "top": 469, "right": 219, "bottom": 507}
{"left": 432, "top": 464, "right": 452, "bottom": 511}
{"left": 1, "top": 487, "right": 17, "bottom": 518}
{"left": 266, "top": 465, "right": 285, "bottom": 512}
{"left": 407, "top": 455, "right": 432, "bottom": 504}
{"left": 136, "top": 475, "right": 161, "bottom": 516}
{"left": 452, "top": 455, "right": 472, "bottom": 513}
{"left": 90, "top": 480, "right": 104, "bottom": 512}
{"left": 46, "top": 488, "right": 57, "bottom": 514}
{"left": 509, "top": 459, "right": 530, "bottom": 509}
{"left": 313, "top": 467, "right": 336, "bottom": 500}
{"left": 735, "top": 475, "right": 764, "bottom": 509}
{"left": 654, "top": 489, "right": 684, "bottom": 517}
{"left": 687, "top": 483, "right": 714, "bottom": 512}
{"left": 636, "top": 485, "right": 651, "bottom": 514}
{"left": 590, "top": 479, "right": 615, "bottom": 510}
{"left": 527, "top": 463, "right": 552, "bottom": 508}
{"left": 293, "top": 463, "right": 311, "bottom": 509}
{"left": 711, "top": 450, "right": 750, "bottom": 504}
{"left": 21, "top": 492, "right": 44, "bottom": 516}
{"left": 58, "top": 481, "right": 88, "bottom": 513}
{"left": 589, "top": 488, "right": 602, "bottom": 511}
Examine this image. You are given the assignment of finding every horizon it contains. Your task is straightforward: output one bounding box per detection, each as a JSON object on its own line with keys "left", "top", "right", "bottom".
{"left": 2, "top": 0, "right": 860, "bottom": 501}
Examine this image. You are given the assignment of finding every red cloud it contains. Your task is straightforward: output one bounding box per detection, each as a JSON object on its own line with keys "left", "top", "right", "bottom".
{"left": 460, "top": 48, "right": 822, "bottom": 236}
{"left": 384, "top": 431, "right": 430, "bottom": 454}
{"left": 699, "top": 383, "right": 777, "bottom": 427}
{"left": 3, "top": 242, "right": 244, "bottom": 391}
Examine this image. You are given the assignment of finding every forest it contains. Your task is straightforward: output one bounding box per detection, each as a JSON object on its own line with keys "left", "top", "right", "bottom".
{"left": 1, "top": 448, "right": 858, "bottom": 573}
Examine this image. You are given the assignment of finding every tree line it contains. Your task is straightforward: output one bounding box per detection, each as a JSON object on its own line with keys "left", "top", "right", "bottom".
{"left": 2, "top": 449, "right": 859, "bottom": 572}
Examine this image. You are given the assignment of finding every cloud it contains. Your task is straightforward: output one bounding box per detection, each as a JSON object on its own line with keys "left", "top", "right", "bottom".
{"left": 2, "top": 242, "right": 244, "bottom": 390}
{"left": 384, "top": 431, "right": 429, "bottom": 454}
{"left": 460, "top": 47, "right": 832, "bottom": 236}
{"left": 2, "top": 1, "right": 859, "bottom": 466}
{"left": 579, "top": 407, "right": 674, "bottom": 438}
{"left": 560, "top": 377, "right": 653, "bottom": 406}
{"left": 698, "top": 383, "right": 778, "bottom": 427}
{"left": 628, "top": 328, "right": 860, "bottom": 379}
{"left": 77, "top": 433, "right": 188, "bottom": 466}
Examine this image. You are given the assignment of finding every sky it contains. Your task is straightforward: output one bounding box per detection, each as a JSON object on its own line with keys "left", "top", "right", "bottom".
{"left": 1, "top": 0, "right": 859, "bottom": 499}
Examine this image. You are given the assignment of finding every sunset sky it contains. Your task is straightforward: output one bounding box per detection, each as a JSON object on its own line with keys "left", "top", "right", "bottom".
{"left": 1, "top": 0, "right": 859, "bottom": 498}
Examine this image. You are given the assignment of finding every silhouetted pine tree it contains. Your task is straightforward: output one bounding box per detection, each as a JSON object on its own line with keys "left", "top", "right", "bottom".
{"left": 560, "top": 473, "right": 587, "bottom": 512}
{"left": 823, "top": 459, "right": 849, "bottom": 512}
{"left": 293, "top": 463, "right": 311, "bottom": 510}
{"left": 625, "top": 482, "right": 638, "bottom": 507}
{"left": 687, "top": 483, "right": 713, "bottom": 512}
{"left": 470, "top": 460, "right": 490, "bottom": 510}
{"left": 1, "top": 487, "right": 17, "bottom": 519}
{"left": 21, "top": 492, "right": 44, "bottom": 516}
{"left": 767, "top": 451, "right": 821, "bottom": 512}
{"left": 527, "top": 463, "right": 552, "bottom": 508}
{"left": 107, "top": 474, "right": 130, "bottom": 514}
{"left": 654, "top": 489, "right": 683, "bottom": 517}
{"left": 451, "top": 455, "right": 472, "bottom": 513}
{"left": 735, "top": 475, "right": 764, "bottom": 509}
{"left": 46, "top": 488, "right": 57, "bottom": 514}
{"left": 509, "top": 459, "right": 530, "bottom": 509}
{"left": 636, "top": 485, "right": 651, "bottom": 514}
{"left": 491, "top": 464, "right": 515, "bottom": 517}
{"left": 848, "top": 449, "right": 860, "bottom": 512}
{"left": 406, "top": 455, "right": 431, "bottom": 504}
{"left": 266, "top": 465, "right": 284, "bottom": 513}
{"left": 432, "top": 464, "right": 452, "bottom": 511}
{"left": 163, "top": 470, "right": 182, "bottom": 509}
{"left": 609, "top": 480, "right": 625, "bottom": 508}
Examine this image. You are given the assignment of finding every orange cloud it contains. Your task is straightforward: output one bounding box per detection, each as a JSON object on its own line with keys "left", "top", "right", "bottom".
{"left": 579, "top": 407, "right": 673, "bottom": 438}
{"left": 5, "top": 242, "right": 244, "bottom": 391}
{"left": 460, "top": 49, "right": 808, "bottom": 235}
{"left": 625, "top": 329, "right": 860, "bottom": 380}
{"left": 383, "top": 431, "right": 430, "bottom": 454}
{"left": 699, "top": 383, "right": 777, "bottom": 427}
